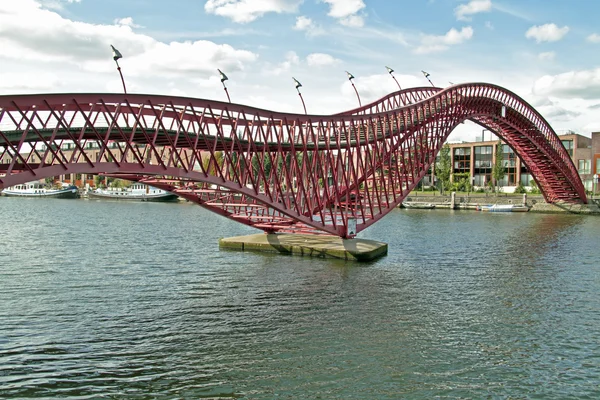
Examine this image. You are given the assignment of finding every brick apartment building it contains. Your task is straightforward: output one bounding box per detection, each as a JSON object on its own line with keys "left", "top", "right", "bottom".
{"left": 446, "top": 132, "right": 600, "bottom": 194}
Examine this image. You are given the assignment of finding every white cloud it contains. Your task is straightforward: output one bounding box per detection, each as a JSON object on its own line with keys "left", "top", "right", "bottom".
{"left": 587, "top": 33, "right": 600, "bottom": 43}
{"left": 0, "top": 0, "right": 258, "bottom": 90}
{"left": 264, "top": 51, "right": 300, "bottom": 75}
{"left": 204, "top": 0, "right": 303, "bottom": 23}
{"left": 293, "top": 15, "right": 326, "bottom": 36}
{"left": 583, "top": 121, "right": 600, "bottom": 132}
{"left": 525, "top": 23, "right": 569, "bottom": 43}
{"left": 455, "top": 0, "right": 492, "bottom": 21}
{"left": 294, "top": 16, "right": 313, "bottom": 30}
{"left": 415, "top": 26, "right": 474, "bottom": 54}
{"left": 38, "top": 0, "right": 80, "bottom": 10}
{"left": 538, "top": 51, "right": 555, "bottom": 61}
{"left": 341, "top": 73, "right": 423, "bottom": 104}
{"left": 322, "top": 0, "right": 365, "bottom": 18}
{"left": 321, "top": 0, "right": 365, "bottom": 27}
{"left": 533, "top": 68, "right": 600, "bottom": 100}
{"left": 114, "top": 17, "right": 143, "bottom": 28}
{"left": 537, "top": 102, "right": 581, "bottom": 121}
{"left": 339, "top": 15, "right": 364, "bottom": 28}
{"left": 306, "top": 53, "right": 340, "bottom": 67}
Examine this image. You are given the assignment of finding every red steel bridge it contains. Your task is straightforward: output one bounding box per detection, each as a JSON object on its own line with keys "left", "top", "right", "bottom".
{"left": 0, "top": 83, "right": 587, "bottom": 238}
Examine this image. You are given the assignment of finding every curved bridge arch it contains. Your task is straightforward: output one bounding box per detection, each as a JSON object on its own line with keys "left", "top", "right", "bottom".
{"left": 0, "top": 83, "right": 586, "bottom": 238}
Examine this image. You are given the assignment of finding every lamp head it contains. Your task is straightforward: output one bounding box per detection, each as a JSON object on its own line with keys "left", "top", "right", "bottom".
{"left": 292, "top": 77, "right": 302, "bottom": 89}
{"left": 110, "top": 45, "right": 123, "bottom": 61}
{"left": 385, "top": 66, "right": 394, "bottom": 74}
{"left": 345, "top": 71, "right": 355, "bottom": 81}
{"left": 218, "top": 69, "right": 228, "bottom": 83}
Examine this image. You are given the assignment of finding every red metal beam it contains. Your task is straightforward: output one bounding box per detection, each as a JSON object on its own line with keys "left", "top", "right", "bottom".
{"left": 0, "top": 84, "right": 587, "bottom": 238}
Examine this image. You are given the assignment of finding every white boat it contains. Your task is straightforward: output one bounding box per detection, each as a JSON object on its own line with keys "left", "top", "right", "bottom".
{"left": 476, "top": 204, "right": 529, "bottom": 212}
{"left": 402, "top": 201, "right": 436, "bottom": 209}
{"left": 88, "top": 183, "right": 178, "bottom": 202}
{"left": 1, "top": 181, "right": 79, "bottom": 199}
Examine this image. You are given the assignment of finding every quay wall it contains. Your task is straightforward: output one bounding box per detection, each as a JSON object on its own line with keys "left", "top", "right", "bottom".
{"left": 404, "top": 193, "right": 600, "bottom": 214}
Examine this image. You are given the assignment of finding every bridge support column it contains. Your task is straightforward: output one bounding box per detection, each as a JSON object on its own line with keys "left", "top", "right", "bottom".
{"left": 219, "top": 233, "right": 388, "bottom": 262}
{"left": 451, "top": 192, "right": 456, "bottom": 209}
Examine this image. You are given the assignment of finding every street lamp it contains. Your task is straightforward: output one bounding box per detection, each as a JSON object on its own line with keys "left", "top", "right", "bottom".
{"left": 292, "top": 77, "right": 307, "bottom": 115}
{"left": 218, "top": 69, "right": 231, "bottom": 103}
{"left": 385, "top": 66, "right": 402, "bottom": 90}
{"left": 345, "top": 71, "right": 362, "bottom": 107}
{"left": 421, "top": 70, "right": 435, "bottom": 87}
{"left": 110, "top": 45, "right": 127, "bottom": 94}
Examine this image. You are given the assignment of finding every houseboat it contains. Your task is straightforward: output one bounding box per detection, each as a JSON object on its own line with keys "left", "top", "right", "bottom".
{"left": 88, "top": 183, "right": 178, "bottom": 202}
{"left": 1, "top": 182, "right": 79, "bottom": 199}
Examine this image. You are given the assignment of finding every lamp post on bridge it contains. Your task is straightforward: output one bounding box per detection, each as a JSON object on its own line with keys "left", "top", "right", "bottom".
{"left": 421, "top": 70, "right": 435, "bottom": 87}
{"left": 292, "top": 77, "right": 307, "bottom": 115}
{"left": 218, "top": 69, "right": 231, "bottom": 103}
{"left": 110, "top": 45, "right": 127, "bottom": 94}
{"left": 386, "top": 66, "right": 402, "bottom": 90}
{"left": 345, "top": 71, "right": 362, "bottom": 107}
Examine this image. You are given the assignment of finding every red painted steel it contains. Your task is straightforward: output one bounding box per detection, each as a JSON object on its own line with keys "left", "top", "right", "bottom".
{"left": 0, "top": 83, "right": 587, "bottom": 238}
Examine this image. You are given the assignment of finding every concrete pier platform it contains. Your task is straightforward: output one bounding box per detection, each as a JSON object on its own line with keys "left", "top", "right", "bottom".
{"left": 531, "top": 202, "right": 600, "bottom": 214}
{"left": 219, "top": 233, "right": 388, "bottom": 262}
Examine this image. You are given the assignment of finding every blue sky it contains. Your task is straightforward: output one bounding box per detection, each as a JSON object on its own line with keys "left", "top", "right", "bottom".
{"left": 1, "top": 0, "right": 600, "bottom": 140}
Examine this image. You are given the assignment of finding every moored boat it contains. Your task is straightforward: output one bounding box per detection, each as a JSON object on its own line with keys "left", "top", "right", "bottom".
{"left": 476, "top": 204, "right": 529, "bottom": 212}
{"left": 88, "top": 183, "right": 178, "bottom": 202}
{"left": 1, "top": 182, "right": 79, "bottom": 199}
{"left": 402, "top": 201, "right": 436, "bottom": 209}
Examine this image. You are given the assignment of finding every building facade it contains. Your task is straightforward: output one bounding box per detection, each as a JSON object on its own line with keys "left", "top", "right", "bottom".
{"left": 447, "top": 132, "right": 600, "bottom": 194}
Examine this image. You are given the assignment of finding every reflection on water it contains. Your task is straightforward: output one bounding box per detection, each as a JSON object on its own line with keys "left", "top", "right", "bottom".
{"left": 0, "top": 199, "right": 599, "bottom": 399}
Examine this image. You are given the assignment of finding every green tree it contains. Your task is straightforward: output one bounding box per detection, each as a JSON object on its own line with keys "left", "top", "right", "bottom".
{"left": 94, "top": 175, "right": 105, "bottom": 188}
{"left": 492, "top": 141, "right": 505, "bottom": 193}
{"left": 452, "top": 172, "right": 471, "bottom": 192}
{"left": 435, "top": 143, "right": 452, "bottom": 194}
{"left": 529, "top": 179, "right": 542, "bottom": 194}
{"left": 514, "top": 181, "right": 527, "bottom": 194}
{"left": 251, "top": 153, "right": 260, "bottom": 176}
{"left": 202, "top": 151, "right": 225, "bottom": 176}
{"left": 110, "top": 178, "right": 128, "bottom": 188}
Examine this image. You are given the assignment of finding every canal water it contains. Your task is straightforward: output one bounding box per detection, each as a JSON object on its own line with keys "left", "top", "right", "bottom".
{"left": 0, "top": 197, "right": 599, "bottom": 399}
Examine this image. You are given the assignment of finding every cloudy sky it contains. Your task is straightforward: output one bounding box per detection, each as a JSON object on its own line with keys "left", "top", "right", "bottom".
{"left": 1, "top": 0, "right": 599, "bottom": 141}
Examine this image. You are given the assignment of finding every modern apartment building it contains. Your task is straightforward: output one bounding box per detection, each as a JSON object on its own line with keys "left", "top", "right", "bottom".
{"left": 447, "top": 132, "right": 600, "bottom": 193}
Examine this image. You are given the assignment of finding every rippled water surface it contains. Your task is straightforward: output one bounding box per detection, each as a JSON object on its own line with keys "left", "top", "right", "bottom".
{"left": 1, "top": 197, "right": 599, "bottom": 399}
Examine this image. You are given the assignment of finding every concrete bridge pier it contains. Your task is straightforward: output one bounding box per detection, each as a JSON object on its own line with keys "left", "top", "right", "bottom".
{"left": 219, "top": 233, "right": 388, "bottom": 262}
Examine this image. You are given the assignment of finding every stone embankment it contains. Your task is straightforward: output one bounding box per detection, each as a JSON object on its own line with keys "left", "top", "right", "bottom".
{"left": 404, "top": 192, "right": 600, "bottom": 214}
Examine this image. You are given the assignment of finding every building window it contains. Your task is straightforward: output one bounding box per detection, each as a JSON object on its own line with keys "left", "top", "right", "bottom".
{"left": 473, "top": 174, "right": 488, "bottom": 186}
{"left": 578, "top": 159, "right": 591, "bottom": 174}
{"left": 597, "top": 158, "right": 600, "bottom": 175}
{"left": 474, "top": 146, "right": 492, "bottom": 169}
{"left": 520, "top": 173, "right": 533, "bottom": 186}
{"left": 453, "top": 147, "right": 470, "bottom": 173}
{"left": 561, "top": 140, "right": 573, "bottom": 156}
{"left": 501, "top": 144, "right": 517, "bottom": 185}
